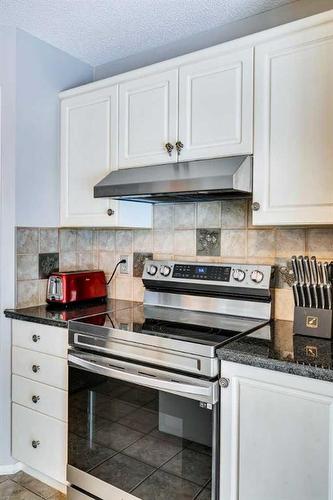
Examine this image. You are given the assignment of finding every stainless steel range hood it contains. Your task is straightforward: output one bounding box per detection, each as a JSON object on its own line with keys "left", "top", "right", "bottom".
{"left": 94, "top": 155, "right": 252, "bottom": 203}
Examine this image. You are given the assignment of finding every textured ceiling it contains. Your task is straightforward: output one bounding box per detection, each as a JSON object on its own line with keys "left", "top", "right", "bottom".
{"left": 0, "top": 0, "right": 294, "bottom": 66}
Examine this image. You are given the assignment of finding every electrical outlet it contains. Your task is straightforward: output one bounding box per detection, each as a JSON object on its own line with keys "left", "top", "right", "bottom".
{"left": 120, "top": 255, "right": 129, "bottom": 275}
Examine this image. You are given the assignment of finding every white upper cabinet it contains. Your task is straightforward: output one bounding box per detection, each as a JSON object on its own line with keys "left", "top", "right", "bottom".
{"left": 61, "top": 87, "right": 118, "bottom": 226}
{"left": 253, "top": 18, "right": 333, "bottom": 225}
{"left": 178, "top": 47, "right": 253, "bottom": 161}
{"left": 118, "top": 69, "right": 179, "bottom": 168}
{"left": 60, "top": 87, "right": 152, "bottom": 227}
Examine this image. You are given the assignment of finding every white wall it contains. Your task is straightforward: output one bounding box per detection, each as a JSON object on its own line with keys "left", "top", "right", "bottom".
{"left": 0, "top": 27, "right": 93, "bottom": 469}
{"left": 15, "top": 29, "right": 93, "bottom": 227}
{"left": 0, "top": 26, "right": 17, "bottom": 469}
{"left": 94, "top": 0, "right": 333, "bottom": 79}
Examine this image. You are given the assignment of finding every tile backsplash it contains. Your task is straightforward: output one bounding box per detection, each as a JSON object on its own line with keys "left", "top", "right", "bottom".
{"left": 15, "top": 200, "right": 333, "bottom": 320}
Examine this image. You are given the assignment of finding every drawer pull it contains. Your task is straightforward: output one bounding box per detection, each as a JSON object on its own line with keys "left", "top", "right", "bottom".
{"left": 31, "top": 440, "right": 40, "bottom": 449}
{"left": 32, "top": 365, "right": 40, "bottom": 373}
{"left": 32, "top": 395, "right": 40, "bottom": 404}
{"left": 32, "top": 334, "right": 40, "bottom": 343}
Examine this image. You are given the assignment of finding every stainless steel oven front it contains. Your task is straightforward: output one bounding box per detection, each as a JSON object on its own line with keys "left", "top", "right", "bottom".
{"left": 67, "top": 351, "right": 219, "bottom": 500}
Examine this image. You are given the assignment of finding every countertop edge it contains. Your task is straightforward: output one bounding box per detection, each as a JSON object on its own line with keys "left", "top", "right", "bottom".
{"left": 217, "top": 349, "right": 333, "bottom": 382}
{"left": 4, "top": 310, "right": 67, "bottom": 328}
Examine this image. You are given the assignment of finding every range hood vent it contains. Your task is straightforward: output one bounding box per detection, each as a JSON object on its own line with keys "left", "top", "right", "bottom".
{"left": 94, "top": 156, "right": 252, "bottom": 203}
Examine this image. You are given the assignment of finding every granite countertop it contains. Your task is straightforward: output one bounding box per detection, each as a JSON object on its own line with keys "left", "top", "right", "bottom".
{"left": 7, "top": 301, "right": 333, "bottom": 382}
{"left": 4, "top": 299, "right": 136, "bottom": 328}
{"left": 217, "top": 319, "right": 333, "bottom": 382}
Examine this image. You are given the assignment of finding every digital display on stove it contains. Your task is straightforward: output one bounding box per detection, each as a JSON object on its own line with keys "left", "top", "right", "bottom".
{"left": 173, "top": 264, "right": 231, "bottom": 281}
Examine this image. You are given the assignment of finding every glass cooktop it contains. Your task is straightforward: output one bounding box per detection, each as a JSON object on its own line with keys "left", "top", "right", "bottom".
{"left": 70, "top": 302, "right": 268, "bottom": 347}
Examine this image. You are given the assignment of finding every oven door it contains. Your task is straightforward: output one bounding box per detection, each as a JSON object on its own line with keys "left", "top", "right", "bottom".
{"left": 67, "top": 351, "right": 219, "bottom": 500}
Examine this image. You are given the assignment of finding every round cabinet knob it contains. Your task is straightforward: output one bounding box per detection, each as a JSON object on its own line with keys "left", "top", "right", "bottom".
{"left": 146, "top": 264, "right": 158, "bottom": 276}
{"left": 32, "top": 440, "right": 40, "bottom": 449}
{"left": 32, "top": 334, "right": 40, "bottom": 343}
{"left": 232, "top": 269, "right": 246, "bottom": 282}
{"left": 32, "top": 395, "right": 40, "bottom": 404}
{"left": 160, "top": 265, "right": 171, "bottom": 277}
{"left": 219, "top": 377, "right": 230, "bottom": 388}
{"left": 251, "top": 270, "right": 264, "bottom": 283}
{"left": 107, "top": 208, "right": 115, "bottom": 216}
{"left": 32, "top": 364, "right": 40, "bottom": 373}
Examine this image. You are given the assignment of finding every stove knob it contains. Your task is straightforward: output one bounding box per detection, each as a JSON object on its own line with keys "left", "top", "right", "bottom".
{"left": 250, "top": 270, "right": 264, "bottom": 283}
{"left": 146, "top": 264, "right": 158, "bottom": 276}
{"left": 160, "top": 265, "right": 171, "bottom": 277}
{"left": 232, "top": 269, "right": 246, "bottom": 282}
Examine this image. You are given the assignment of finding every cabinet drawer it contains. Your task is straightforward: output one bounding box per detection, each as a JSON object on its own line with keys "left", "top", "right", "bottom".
{"left": 12, "top": 374, "right": 67, "bottom": 422}
{"left": 12, "top": 403, "right": 66, "bottom": 483}
{"left": 12, "top": 320, "right": 67, "bottom": 358}
{"left": 12, "top": 346, "right": 68, "bottom": 390}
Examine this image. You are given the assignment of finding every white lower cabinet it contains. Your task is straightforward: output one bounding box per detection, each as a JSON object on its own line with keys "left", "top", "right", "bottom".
{"left": 12, "top": 403, "right": 67, "bottom": 483}
{"left": 11, "top": 321, "right": 68, "bottom": 485}
{"left": 12, "top": 346, "right": 67, "bottom": 390}
{"left": 12, "top": 375, "right": 67, "bottom": 422}
{"left": 12, "top": 320, "right": 68, "bottom": 358}
{"left": 220, "top": 361, "right": 333, "bottom": 500}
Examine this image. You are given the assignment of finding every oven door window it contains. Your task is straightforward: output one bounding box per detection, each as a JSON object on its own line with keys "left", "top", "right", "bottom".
{"left": 69, "top": 366, "right": 215, "bottom": 499}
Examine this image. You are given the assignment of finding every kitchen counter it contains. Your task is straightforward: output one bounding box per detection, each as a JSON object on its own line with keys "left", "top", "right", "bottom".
{"left": 217, "top": 320, "right": 333, "bottom": 382}
{"left": 4, "top": 299, "right": 137, "bottom": 328}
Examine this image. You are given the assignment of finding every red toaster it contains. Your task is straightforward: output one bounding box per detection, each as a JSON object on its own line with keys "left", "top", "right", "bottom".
{"left": 46, "top": 270, "right": 107, "bottom": 305}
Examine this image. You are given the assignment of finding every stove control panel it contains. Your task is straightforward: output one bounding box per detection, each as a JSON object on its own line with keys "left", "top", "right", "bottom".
{"left": 172, "top": 264, "right": 231, "bottom": 281}
{"left": 142, "top": 260, "right": 273, "bottom": 290}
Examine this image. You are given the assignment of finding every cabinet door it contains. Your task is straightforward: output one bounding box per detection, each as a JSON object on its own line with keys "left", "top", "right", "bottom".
{"left": 253, "top": 21, "right": 333, "bottom": 225}
{"left": 12, "top": 346, "right": 67, "bottom": 390}
{"left": 118, "top": 69, "right": 178, "bottom": 168}
{"left": 12, "top": 403, "right": 67, "bottom": 483}
{"left": 220, "top": 362, "right": 333, "bottom": 500}
{"left": 60, "top": 87, "right": 118, "bottom": 227}
{"left": 178, "top": 47, "right": 253, "bottom": 161}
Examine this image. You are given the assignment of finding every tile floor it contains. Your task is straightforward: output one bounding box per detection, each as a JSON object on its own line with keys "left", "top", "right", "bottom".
{"left": 0, "top": 471, "right": 65, "bottom": 500}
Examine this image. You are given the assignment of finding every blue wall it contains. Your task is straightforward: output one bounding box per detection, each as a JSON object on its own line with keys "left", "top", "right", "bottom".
{"left": 16, "top": 29, "right": 93, "bottom": 227}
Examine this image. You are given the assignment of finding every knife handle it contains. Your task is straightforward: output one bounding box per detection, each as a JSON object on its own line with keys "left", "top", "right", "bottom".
{"left": 311, "top": 284, "right": 319, "bottom": 309}
{"left": 297, "top": 256, "right": 305, "bottom": 283}
{"left": 318, "top": 262, "right": 324, "bottom": 285}
{"left": 303, "top": 256, "right": 311, "bottom": 284}
{"left": 305, "top": 283, "right": 312, "bottom": 308}
{"left": 319, "top": 284, "right": 325, "bottom": 309}
{"left": 326, "top": 283, "right": 332, "bottom": 310}
{"left": 292, "top": 283, "right": 299, "bottom": 307}
{"left": 291, "top": 255, "right": 299, "bottom": 283}
{"left": 310, "top": 256, "right": 318, "bottom": 285}
{"left": 323, "top": 262, "right": 329, "bottom": 285}
{"left": 299, "top": 284, "right": 305, "bottom": 308}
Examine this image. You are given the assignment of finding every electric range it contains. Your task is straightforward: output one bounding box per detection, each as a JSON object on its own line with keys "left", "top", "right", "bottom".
{"left": 67, "top": 260, "right": 273, "bottom": 500}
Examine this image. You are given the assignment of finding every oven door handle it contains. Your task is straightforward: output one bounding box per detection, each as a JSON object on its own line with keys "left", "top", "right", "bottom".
{"left": 68, "top": 354, "right": 216, "bottom": 401}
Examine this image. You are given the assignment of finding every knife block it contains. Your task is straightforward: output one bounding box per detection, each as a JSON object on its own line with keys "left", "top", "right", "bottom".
{"left": 293, "top": 306, "right": 333, "bottom": 339}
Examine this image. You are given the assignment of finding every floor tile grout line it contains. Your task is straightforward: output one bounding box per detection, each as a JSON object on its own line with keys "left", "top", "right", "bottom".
{"left": 129, "top": 446, "right": 190, "bottom": 495}
{"left": 127, "top": 434, "right": 212, "bottom": 494}
{"left": 192, "top": 477, "right": 212, "bottom": 499}
{"left": 11, "top": 472, "right": 59, "bottom": 500}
